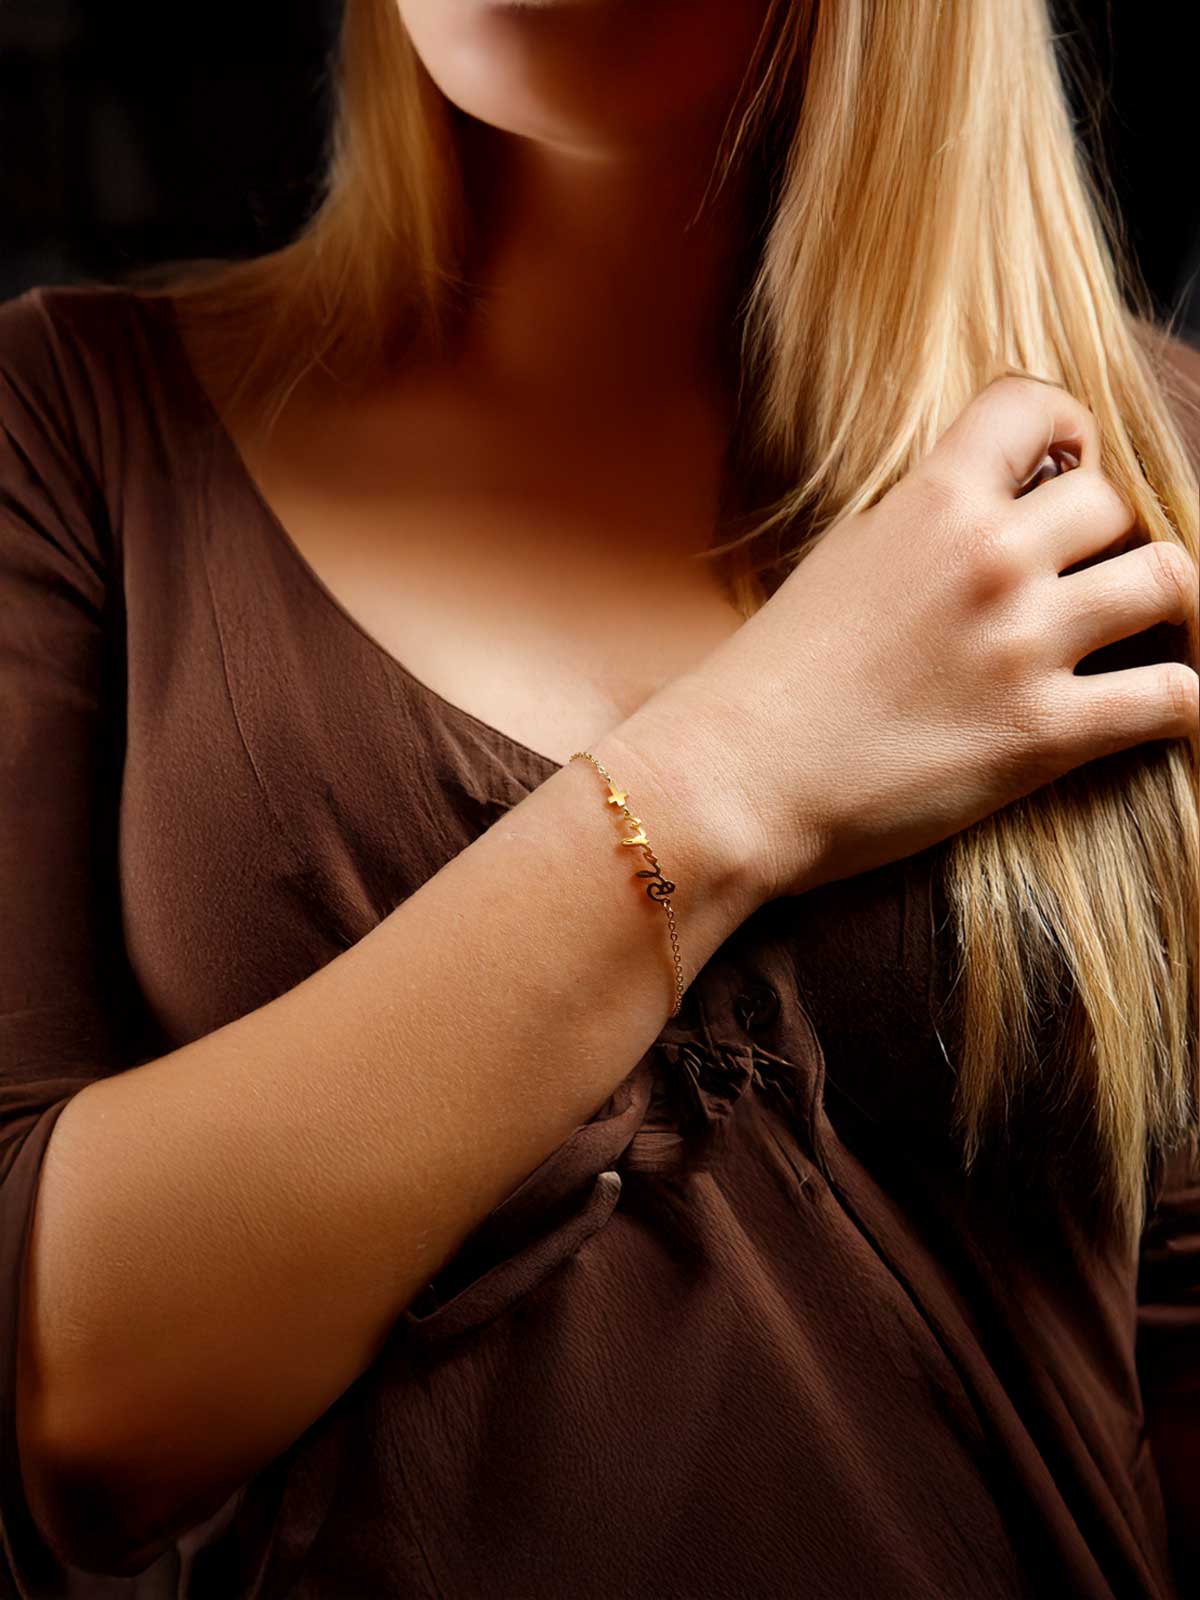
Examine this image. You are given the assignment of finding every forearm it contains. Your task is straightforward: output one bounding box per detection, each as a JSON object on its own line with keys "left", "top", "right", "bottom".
{"left": 16, "top": 695, "right": 767, "bottom": 1572}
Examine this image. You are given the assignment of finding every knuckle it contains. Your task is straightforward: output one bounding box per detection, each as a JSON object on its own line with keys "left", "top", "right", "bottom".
{"left": 1147, "top": 541, "right": 1196, "bottom": 613}
{"left": 1002, "top": 683, "right": 1064, "bottom": 767}
{"left": 978, "top": 373, "right": 1012, "bottom": 404}
{"left": 989, "top": 610, "right": 1042, "bottom": 683}
{"left": 1071, "top": 469, "right": 1135, "bottom": 528}
{"left": 910, "top": 460, "right": 973, "bottom": 520}
{"left": 986, "top": 372, "right": 1061, "bottom": 401}
{"left": 964, "top": 524, "right": 1025, "bottom": 601}
{"left": 903, "top": 464, "right": 993, "bottom": 558}
{"left": 1162, "top": 661, "right": 1199, "bottom": 723}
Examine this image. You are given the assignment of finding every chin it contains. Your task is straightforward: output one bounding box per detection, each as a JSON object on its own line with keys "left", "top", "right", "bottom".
{"left": 398, "top": 0, "right": 774, "bottom": 156}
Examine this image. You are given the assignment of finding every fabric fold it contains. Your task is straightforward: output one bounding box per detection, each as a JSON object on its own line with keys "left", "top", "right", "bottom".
{"left": 398, "top": 1029, "right": 819, "bottom": 1346}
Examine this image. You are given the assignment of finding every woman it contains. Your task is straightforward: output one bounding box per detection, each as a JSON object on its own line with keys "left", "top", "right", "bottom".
{"left": 2, "top": 1, "right": 1198, "bottom": 1595}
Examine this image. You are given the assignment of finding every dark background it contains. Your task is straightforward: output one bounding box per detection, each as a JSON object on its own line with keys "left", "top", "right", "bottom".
{"left": 1, "top": 0, "right": 1197, "bottom": 341}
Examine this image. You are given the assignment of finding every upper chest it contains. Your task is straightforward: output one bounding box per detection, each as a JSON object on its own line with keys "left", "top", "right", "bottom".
{"left": 203, "top": 347, "right": 748, "bottom": 767}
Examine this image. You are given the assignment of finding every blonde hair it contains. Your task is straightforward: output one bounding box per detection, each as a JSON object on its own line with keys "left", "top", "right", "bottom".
{"left": 126, "top": 0, "right": 1199, "bottom": 1248}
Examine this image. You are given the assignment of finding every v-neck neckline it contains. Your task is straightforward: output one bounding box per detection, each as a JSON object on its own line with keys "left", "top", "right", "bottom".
{"left": 136, "top": 287, "right": 568, "bottom": 783}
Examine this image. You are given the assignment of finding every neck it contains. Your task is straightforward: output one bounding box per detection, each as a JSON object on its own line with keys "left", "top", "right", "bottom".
{"left": 452, "top": 114, "right": 751, "bottom": 414}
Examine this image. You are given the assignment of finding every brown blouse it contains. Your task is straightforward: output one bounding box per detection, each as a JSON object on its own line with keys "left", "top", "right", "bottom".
{"left": 0, "top": 282, "right": 1197, "bottom": 1600}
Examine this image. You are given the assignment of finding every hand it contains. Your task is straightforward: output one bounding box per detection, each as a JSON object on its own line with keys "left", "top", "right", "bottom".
{"left": 670, "top": 374, "right": 1199, "bottom": 900}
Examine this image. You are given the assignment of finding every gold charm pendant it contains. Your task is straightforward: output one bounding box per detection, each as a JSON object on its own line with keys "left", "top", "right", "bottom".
{"left": 570, "top": 750, "right": 687, "bottom": 1017}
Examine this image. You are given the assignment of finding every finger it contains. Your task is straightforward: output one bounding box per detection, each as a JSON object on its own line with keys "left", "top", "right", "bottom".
{"left": 1053, "top": 540, "right": 1199, "bottom": 666}
{"left": 1014, "top": 443, "right": 1081, "bottom": 498}
{"left": 1059, "top": 659, "right": 1200, "bottom": 761}
{"left": 1011, "top": 465, "right": 1138, "bottom": 575}
{"left": 936, "top": 373, "right": 1101, "bottom": 505}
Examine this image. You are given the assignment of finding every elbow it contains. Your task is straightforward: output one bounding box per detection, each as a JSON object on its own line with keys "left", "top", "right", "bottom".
{"left": 18, "top": 1407, "right": 171, "bottom": 1578}
{"left": 17, "top": 1333, "right": 202, "bottom": 1575}
{"left": 17, "top": 1321, "right": 144, "bottom": 1575}
{"left": 19, "top": 1395, "right": 251, "bottom": 1579}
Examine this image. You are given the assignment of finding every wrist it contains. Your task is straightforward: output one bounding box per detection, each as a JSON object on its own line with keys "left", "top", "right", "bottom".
{"left": 590, "top": 685, "right": 772, "bottom": 946}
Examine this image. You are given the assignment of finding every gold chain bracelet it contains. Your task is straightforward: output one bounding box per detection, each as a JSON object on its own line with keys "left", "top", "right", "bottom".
{"left": 569, "top": 750, "right": 686, "bottom": 1018}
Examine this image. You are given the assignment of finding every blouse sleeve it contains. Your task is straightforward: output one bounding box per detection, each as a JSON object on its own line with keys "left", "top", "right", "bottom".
{"left": 1136, "top": 1141, "right": 1200, "bottom": 1595}
{"left": 1132, "top": 325, "right": 1200, "bottom": 1598}
{"left": 0, "top": 287, "right": 168, "bottom": 1596}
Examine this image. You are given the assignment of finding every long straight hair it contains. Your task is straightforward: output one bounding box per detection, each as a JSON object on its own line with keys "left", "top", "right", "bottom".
{"left": 128, "top": 0, "right": 1199, "bottom": 1250}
